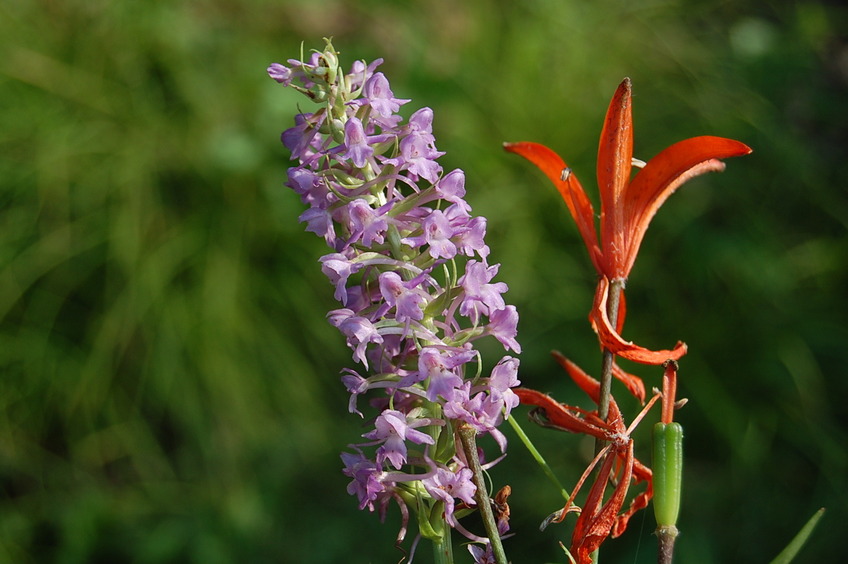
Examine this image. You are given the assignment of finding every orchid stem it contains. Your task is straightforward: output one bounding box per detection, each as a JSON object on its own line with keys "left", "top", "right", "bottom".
{"left": 432, "top": 523, "right": 454, "bottom": 564}
{"left": 458, "top": 424, "right": 508, "bottom": 564}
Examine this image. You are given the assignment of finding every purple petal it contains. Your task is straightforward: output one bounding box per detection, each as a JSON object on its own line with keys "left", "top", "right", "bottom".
{"left": 487, "top": 306, "right": 521, "bottom": 353}
{"left": 342, "top": 117, "right": 374, "bottom": 168}
{"left": 267, "top": 62, "right": 292, "bottom": 85}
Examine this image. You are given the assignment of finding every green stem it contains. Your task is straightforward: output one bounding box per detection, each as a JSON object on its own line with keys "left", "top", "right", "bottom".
{"left": 432, "top": 522, "right": 454, "bottom": 564}
{"left": 458, "top": 425, "right": 508, "bottom": 564}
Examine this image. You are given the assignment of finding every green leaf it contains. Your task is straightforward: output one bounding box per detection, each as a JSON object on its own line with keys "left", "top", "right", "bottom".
{"left": 768, "top": 507, "right": 825, "bottom": 564}
{"left": 416, "top": 496, "right": 443, "bottom": 542}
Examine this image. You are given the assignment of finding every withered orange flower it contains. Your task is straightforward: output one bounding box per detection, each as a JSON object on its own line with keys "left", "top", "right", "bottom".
{"left": 515, "top": 352, "right": 659, "bottom": 564}
{"left": 505, "top": 78, "right": 752, "bottom": 364}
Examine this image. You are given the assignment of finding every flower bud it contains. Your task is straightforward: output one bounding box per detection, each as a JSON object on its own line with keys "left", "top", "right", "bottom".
{"left": 321, "top": 44, "right": 339, "bottom": 83}
{"left": 652, "top": 421, "right": 683, "bottom": 528}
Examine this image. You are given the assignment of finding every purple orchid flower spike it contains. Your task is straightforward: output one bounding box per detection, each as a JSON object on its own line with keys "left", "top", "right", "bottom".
{"left": 268, "top": 39, "right": 519, "bottom": 559}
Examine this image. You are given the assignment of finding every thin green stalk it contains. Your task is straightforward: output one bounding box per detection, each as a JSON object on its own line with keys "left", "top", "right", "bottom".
{"left": 458, "top": 425, "right": 508, "bottom": 564}
{"left": 507, "top": 416, "right": 570, "bottom": 501}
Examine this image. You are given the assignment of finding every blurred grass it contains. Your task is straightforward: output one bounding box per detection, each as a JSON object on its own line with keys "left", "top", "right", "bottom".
{"left": 1, "top": 0, "right": 846, "bottom": 562}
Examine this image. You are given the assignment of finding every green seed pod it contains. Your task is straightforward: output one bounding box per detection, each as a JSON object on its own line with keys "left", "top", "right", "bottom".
{"left": 652, "top": 421, "right": 683, "bottom": 528}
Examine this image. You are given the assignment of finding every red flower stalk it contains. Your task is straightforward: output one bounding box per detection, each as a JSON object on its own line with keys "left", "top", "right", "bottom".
{"left": 505, "top": 78, "right": 752, "bottom": 365}
{"left": 515, "top": 352, "right": 659, "bottom": 563}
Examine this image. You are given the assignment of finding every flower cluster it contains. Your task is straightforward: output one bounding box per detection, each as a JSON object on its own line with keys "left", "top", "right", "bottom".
{"left": 268, "top": 40, "right": 520, "bottom": 553}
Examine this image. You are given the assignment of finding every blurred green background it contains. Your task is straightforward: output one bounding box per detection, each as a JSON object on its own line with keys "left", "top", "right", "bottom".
{"left": 1, "top": 0, "right": 846, "bottom": 562}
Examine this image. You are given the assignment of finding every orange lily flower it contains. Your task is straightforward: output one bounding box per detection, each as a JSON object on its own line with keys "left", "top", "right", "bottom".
{"left": 505, "top": 78, "right": 752, "bottom": 364}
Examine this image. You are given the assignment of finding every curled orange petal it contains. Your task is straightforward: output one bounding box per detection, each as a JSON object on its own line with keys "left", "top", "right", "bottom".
{"left": 571, "top": 444, "right": 634, "bottom": 562}
{"left": 591, "top": 277, "right": 687, "bottom": 365}
{"left": 514, "top": 387, "right": 608, "bottom": 438}
{"left": 612, "top": 362, "right": 646, "bottom": 404}
{"left": 551, "top": 351, "right": 599, "bottom": 401}
{"left": 612, "top": 456, "right": 653, "bottom": 538}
